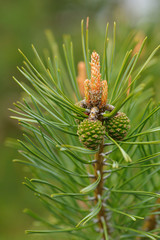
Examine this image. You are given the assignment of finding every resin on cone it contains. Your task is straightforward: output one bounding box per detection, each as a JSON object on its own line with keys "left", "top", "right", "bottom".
{"left": 105, "top": 112, "right": 130, "bottom": 140}
{"left": 77, "top": 119, "right": 105, "bottom": 150}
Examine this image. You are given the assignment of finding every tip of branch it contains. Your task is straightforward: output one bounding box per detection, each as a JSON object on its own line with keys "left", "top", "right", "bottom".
{"left": 18, "top": 48, "right": 22, "bottom": 53}
{"left": 86, "top": 17, "right": 89, "bottom": 30}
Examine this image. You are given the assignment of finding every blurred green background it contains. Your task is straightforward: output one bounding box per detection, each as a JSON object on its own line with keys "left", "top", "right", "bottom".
{"left": 0, "top": 0, "right": 160, "bottom": 239}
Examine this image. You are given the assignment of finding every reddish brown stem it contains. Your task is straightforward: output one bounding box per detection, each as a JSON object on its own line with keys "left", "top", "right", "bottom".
{"left": 94, "top": 139, "right": 110, "bottom": 239}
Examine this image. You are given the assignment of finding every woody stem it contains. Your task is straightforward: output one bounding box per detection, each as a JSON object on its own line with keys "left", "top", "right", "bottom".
{"left": 94, "top": 139, "right": 110, "bottom": 239}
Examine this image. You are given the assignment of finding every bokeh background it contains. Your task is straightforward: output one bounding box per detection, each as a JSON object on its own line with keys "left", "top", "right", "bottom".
{"left": 0, "top": 0, "right": 160, "bottom": 239}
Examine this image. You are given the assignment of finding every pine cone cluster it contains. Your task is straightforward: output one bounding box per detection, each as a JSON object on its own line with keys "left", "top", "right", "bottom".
{"left": 76, "top": 51, "right": 130, "bottom": 149}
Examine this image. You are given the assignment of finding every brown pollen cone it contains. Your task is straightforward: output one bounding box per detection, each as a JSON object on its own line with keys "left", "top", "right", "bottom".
{"left": 128, "top": 31, "right": 145, "bottom": 97}
{"left": 77, "top": 61, "right": 87, "bottom": 98}
{"left": 84, "top": 51, "right": 108, "bottom": 108}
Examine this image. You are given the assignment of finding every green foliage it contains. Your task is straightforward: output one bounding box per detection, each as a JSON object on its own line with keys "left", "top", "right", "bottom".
{"left": 11, "top": 19, "right": 160, "bottom": 239}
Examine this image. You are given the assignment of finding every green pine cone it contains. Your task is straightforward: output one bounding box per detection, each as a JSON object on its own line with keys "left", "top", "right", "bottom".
{"left": 105, "top": 112, "right": 130, "bottom": 140}
{"left": 77, "top": 119, "right": 105, "bottom": 150}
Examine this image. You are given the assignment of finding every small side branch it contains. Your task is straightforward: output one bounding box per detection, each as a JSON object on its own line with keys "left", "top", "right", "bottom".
{"left": 100, "top": 150, "right": 113, "bottom": 157}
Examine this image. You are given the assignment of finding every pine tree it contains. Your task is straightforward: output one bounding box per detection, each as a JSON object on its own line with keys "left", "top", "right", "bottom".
{"left": 11, "top": 19, "right": 160, "bottom": 239}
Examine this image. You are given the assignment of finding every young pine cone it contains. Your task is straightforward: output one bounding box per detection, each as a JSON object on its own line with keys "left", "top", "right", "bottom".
{"left": 77, "top": 119, "right": 105, "bottom": 150}
{"left": 105, "top": 112, "right": 130, "bottom": 140}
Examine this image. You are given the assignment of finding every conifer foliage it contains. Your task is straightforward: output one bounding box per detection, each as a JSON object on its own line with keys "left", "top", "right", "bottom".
{"left": 11, "top": 19, "right": 160, "bottom": 239}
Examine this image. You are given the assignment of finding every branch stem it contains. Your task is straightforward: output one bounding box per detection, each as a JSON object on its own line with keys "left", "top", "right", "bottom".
{"left": 94, "top": 139, "right": 110, "bottom": 239}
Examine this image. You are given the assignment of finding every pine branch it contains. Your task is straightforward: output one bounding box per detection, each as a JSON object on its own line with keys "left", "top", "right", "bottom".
{"left": 10, "top": 18, "right": 160, "bottom": 239}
